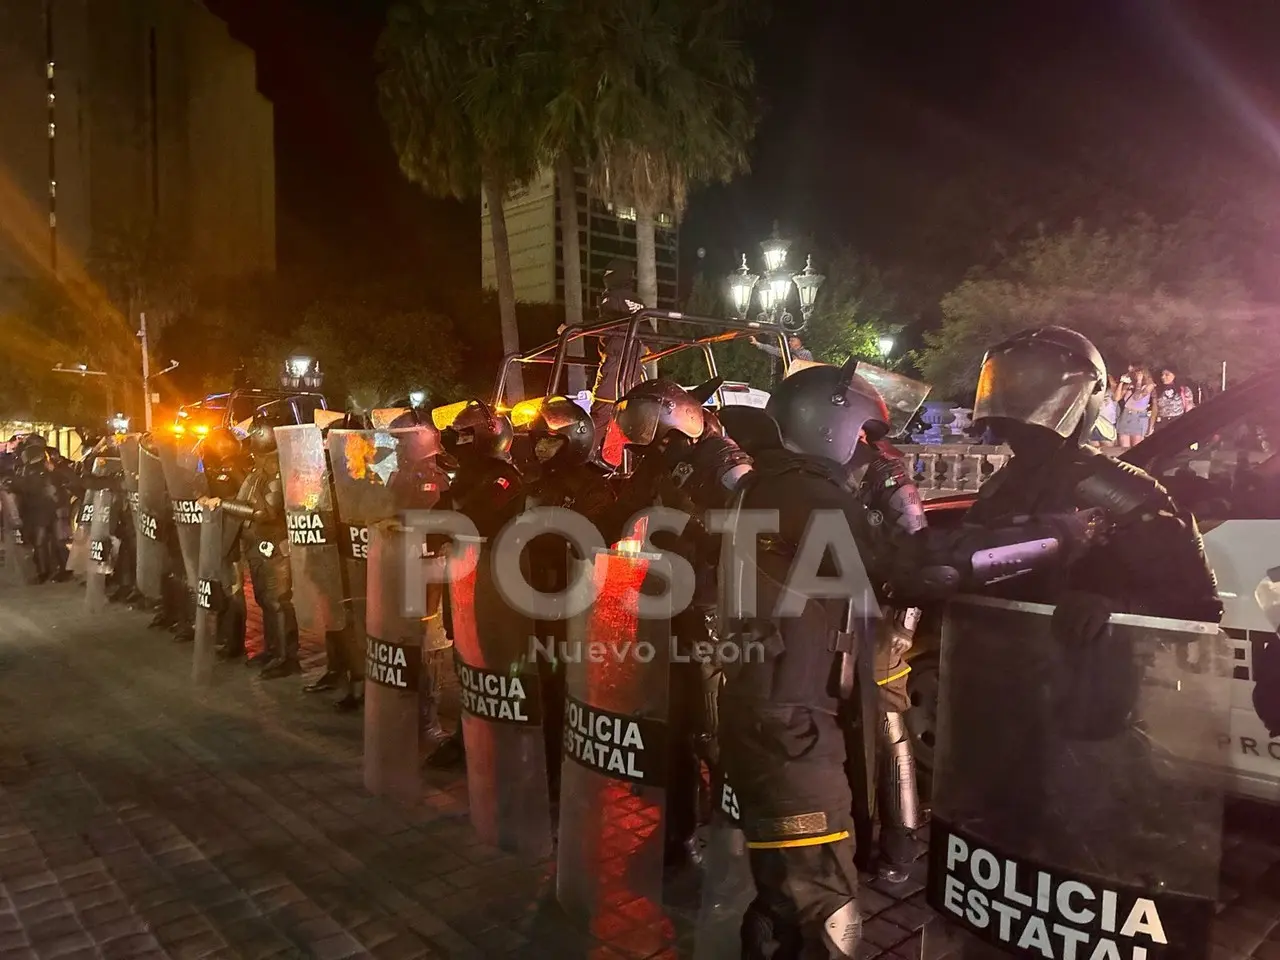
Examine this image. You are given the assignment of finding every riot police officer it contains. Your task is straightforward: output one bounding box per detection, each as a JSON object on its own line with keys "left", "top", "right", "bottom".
{"left": 968, "top": 325, "right": 1221, "bottom": 624}
{"left": 217, "top": 418, "right": 301, "bottom": 678}
{"left": 517, "top": 396, "right": 617, "bottom": 799}
{"left": 611, "top": 379, "right": 754, "bottom": 867}
{"left": 429, "top": 399, "right": 524, "bottom": 769}
{"left": 846, "top": 436, "right": 925, "bottom": 884}
{"left": 964, "top": 326, "right": 1222, "bottom": 736}
{"left": 197, "top": 427, "right": 251, "bottom": 660}
{"left": 719, "top": 363, "right": 1106, "bottom": 959}
{"left": 13, "top": 443, "right": 71, "bottom": 582}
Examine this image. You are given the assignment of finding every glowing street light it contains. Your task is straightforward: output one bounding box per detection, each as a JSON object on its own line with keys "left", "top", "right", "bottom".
{"left": 282, "top": 355, "right": 323, "bottom": 390}
{"left": 408, "top": 390, "right": 427, "bottom": 408}
{"left": 725, "top": 226, "right": 822, "bottom": 333}
{"left": 728, "top": 256, "right": 759, "bottom": 320}
{"left": 878, "top": 335, "right": 896, "bottom": 358}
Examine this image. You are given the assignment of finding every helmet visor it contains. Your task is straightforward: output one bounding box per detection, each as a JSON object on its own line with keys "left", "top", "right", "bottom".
{"left": 613, "top": 396, "right": 661, "bottom": 447}
{"left": 973, "top": 347, "right": 1099, "bottom": 438}
{"left": 854, "top": 362, "right": 931, "bottom": 438}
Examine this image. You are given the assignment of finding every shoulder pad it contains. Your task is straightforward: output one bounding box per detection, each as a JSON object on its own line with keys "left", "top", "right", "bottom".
{"left": 1072, "top": 452, "right": 1171, "bottom": 519}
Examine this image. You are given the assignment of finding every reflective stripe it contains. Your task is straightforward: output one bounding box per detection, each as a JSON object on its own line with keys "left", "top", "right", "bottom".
{"left": 877, "top": 665, "right": 911, "bottom": 686}
{"left": 747, "top": 830, "right": 850, "bottom": 850}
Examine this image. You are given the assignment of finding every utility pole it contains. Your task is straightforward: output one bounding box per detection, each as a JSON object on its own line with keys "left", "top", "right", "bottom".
{"left": 139, "top": 311, "right": 152, "bottom": 431}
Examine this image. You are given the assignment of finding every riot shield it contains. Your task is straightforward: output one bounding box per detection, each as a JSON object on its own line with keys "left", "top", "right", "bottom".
{"left": 328, "top": 426, "right": 446, "bottom": 640}
{"left": 136, "top": 442, "right": 168, "bottom": 600}
{"left": 276, "top": 424, "right": 345, "bottom": 634}
{"left": 693, "top": 771, "right": 755, "bottom": 960}
{"left": 119, "top": 435, "right": 140, "bottom": 517}
{"left": 327, "top": 427, "right": 447, "bottom": 801}
{"left": 84, "top": 489, "right": 115, "bottom": 611}
{"left": 922, "top": 596, "right": 1229, "bottom": 960}
{"left": 363, "top": 521, "right": 426, "bottom": 802}
{"left": 66, "top": 495, "right": 94, "bottom": 576}
{"left": 192, "top": 503, "right": 239, "bottom": 684}
{"left": 556, "top": 545, "right": 673, "bottom": 927}
{"left": 157, "top": 436, "right": 207, "bottom": 585}
{"left": 449, "top": 536, "right": 552, "bottom": 858}
{"left": 0, "top": 490, "right": 36, "bottom": 586}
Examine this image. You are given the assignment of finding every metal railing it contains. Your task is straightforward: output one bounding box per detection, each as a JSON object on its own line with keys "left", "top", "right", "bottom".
{"left": 491, "top": 309, "right": 792, "bottom": 409}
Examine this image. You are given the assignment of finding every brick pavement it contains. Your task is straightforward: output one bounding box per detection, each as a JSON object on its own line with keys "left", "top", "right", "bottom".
{"left": 0, "top": 581, "right": 1277, "bottom": 959}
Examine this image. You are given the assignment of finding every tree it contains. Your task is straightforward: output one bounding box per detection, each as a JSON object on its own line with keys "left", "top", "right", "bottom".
{"left": 539, "top": 0, "right": 760, "bottom": 310}
{"left": 377, "top": 0, "right": 542, "bottom": 398}
{"left": 915, "top": 218, "right": 1272, "bottom": 403}
{"left": 801, "top": 247, "right": 902, "bottom": 369}
{"left": 0, "top": 278, "right": 107, "bottom": 426}
{"left": 242, "top": 290, "right": 464, "bottom": 413}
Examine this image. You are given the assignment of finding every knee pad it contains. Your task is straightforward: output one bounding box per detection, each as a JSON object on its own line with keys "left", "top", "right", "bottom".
{"left": 820, "top": 899, "right": 862, "bottom": 959}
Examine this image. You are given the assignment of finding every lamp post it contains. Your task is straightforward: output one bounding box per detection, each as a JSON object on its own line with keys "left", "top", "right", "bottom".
{"left": 878, "top": 335, "right": 896, "bottom": 360}
{"left": 725, "top": 226, "right": 824, "bottom": 334}
{"left": 281, "top": 355, "right": 323, "bottom": 391}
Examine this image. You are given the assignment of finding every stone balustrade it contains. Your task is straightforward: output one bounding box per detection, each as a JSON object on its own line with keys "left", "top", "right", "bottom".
{"left": 895, "top": 444, "right": 1012, "bottom": 500}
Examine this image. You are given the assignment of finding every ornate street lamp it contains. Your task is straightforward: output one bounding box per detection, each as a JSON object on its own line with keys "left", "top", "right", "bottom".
{"left": 727, "top": 255, "right": 759, "bottom": 321}
{"left": 725, "top": 228, "right": 823, "bottom": 333}
{"left": 282, "top": 355, "right": 323, "bottom": 390}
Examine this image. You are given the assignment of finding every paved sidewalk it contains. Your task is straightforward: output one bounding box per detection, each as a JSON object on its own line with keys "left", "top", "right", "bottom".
{"left": 0, "top": 581, "right": 1277, "bottom": 959}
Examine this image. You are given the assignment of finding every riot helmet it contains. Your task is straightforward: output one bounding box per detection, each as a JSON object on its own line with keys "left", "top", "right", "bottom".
{"left": 513, "top": 396, "right": 595, "bottom": 466}
{"left": 719, "top": 406, "right": 784, "bottom": 458}
{"left": 972, "top": 326, "right": 1106, "bottom": 442}
{"left": 765, "top": 363, "right": 890, "bottom": 465}
{"left": 246, "top": 418, "right": 278, "bottom": 456}
{"left": 197, "top": 426, "right": 243, "bottom": 467}
{"left": 702, "top": 408, "right": 725, "bottom": 439}
{"left": 614, "top": 379, "right": 706, "bottom": 449}
{"left": 20, "top": 445, "right": 47, "bottom": 467}
{"left": 438, "top": 399, "right": 513, "bottom": 460}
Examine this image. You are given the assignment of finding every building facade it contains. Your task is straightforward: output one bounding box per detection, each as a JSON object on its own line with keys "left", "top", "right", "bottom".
{"left": 0, "top": 0, "right": 275, "bottom": 293}
{"left": 480, "top": 167, "right": 678, "bottom": 313}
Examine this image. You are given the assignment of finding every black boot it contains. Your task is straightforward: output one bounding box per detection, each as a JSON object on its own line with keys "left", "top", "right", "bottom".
{"left": 304, "top": 671, "right": 341, "bottom": 693}
{"left": 426, "top": 729, "right": 465, "bottom": 769}
{"left": 260, "top": 657, "right": 301, "bottom": 680}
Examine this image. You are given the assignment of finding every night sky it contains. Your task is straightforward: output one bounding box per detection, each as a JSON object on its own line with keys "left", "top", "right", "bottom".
{"left": 206, "top": 0, "right": 1280, "bottom": 311}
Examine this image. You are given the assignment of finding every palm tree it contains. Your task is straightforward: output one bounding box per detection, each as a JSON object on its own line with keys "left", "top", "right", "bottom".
{"left": 572, "top": 0, "right": 760, "bottom": 310}
{"left": 531, "top": 0, "right": 758, "bottom": 365}
{"left": 377, "top": 0, "right": 541, "bottom": 399}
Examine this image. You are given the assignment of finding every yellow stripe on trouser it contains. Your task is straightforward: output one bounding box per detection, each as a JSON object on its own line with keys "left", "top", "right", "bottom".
{"left": 877, "top": 665, "right": 911, "bottom": 687}
{"left": 747, "top": 830, "right": 851, "bottom": 850}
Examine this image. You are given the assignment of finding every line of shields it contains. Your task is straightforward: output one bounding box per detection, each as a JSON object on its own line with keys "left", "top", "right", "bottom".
{"left": 46, "top": 313, "right": 1234, "bottom": 960}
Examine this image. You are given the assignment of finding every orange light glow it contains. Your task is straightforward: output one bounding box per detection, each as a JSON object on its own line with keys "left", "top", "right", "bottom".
{"left": 508, "top": 398, "right": 543, "bottom": 428}
{"left": 430, "top": 400, "right": 469, "bottom": 431}
{"left": 194, "top": 424, "right": 209, "bottom": 436}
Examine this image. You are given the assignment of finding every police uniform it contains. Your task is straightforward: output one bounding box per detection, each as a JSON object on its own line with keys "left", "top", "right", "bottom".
{"left": 221, "top": 420, "right": 300, "bottom": 678}
{"left": 198, "top": 429, "right": 250, "bottom": 659}
{"left": 429, "top": 400, "right": 523, "bottom": 768}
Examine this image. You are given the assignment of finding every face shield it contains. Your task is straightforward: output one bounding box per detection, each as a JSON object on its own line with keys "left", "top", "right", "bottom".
{"left": 973, "top": 345, "right": 1102, "bottom": 439}
{"left": 854, "top": 362, "right": 931, "bottom": 438}
{"left": 613, "top": 396, "right": 663, "bottom": 447}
